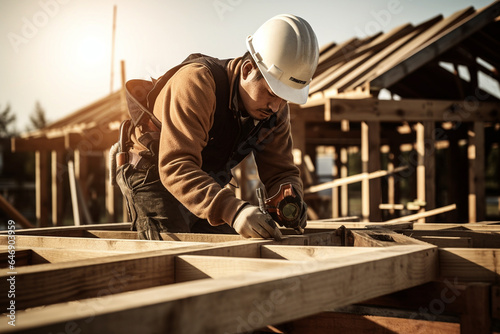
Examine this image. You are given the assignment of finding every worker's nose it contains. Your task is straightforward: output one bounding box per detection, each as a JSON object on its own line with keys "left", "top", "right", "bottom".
{"left": 268, "top": 97, "right": 285, "bottom": 113}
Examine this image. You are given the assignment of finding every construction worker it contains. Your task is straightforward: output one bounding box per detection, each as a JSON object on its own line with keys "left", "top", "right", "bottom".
{"left": 113, "top": 14, "right": 319, "bottom": 240}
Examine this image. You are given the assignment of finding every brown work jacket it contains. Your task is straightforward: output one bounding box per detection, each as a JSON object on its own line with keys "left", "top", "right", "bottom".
{"left": 131, "top": 56, "right": 302, "bottom": 226}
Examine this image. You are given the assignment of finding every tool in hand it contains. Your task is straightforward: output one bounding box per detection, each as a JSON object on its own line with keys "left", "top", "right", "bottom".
{"left": 256, "top": 187, "right": 283, "bottom": 241}
{"left": 260, "top": 183, "right": 304, "bottom": 234}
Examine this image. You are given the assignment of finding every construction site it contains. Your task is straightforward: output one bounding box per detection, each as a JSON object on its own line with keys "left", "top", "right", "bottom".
{"left": 1, "top": 1, "right": 500, "bottom": 333}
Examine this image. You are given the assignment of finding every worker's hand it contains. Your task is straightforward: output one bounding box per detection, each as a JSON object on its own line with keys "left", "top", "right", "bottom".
{"left": 232, "top": 205, "right": 283, "bottom": 240}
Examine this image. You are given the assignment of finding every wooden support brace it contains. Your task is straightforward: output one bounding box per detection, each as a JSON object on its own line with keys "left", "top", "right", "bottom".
{"left": 2, "top": 244, "right": 437, "bottom": 333}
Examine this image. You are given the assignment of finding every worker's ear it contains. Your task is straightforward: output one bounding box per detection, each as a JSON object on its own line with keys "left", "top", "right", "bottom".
{"left": 241, "top": 60, "right": 254, "bottom": 81}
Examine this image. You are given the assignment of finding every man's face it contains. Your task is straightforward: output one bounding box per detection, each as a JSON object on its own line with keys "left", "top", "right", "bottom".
{"left": 239, "top": 61, "right": 286, "bottom": 120}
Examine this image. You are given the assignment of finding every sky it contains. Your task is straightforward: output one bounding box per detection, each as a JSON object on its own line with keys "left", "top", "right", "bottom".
{"left": 0, "top": 0, "right": 495, "bottom": 132}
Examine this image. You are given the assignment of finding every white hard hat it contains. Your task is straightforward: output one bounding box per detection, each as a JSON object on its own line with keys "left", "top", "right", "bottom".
{"left": 246, "top": 14, "right": 319, "bottom": 105}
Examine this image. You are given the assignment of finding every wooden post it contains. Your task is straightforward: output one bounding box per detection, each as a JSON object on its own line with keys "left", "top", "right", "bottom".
{"left": 51, "top": 151, "right": 64, "bottom": 226}
{"left": 332, "top": 146, "right": 339, "bottom": 218}
{"left": 468, "top": 122, "right": 485, "bottom": 223}
{"left": 74, "top": 149, "right": 89, "bottom": 203}
{"left": 361, "top": 122, "right": 370, "bottom": 222}
{"left": 35, "top": 150, "right": 50, "bottom": 227}
{"left": 416, "top": 123, "right": 426, "bottom": 223}
{"left": 363, "top": 121, "right": 382, "bottom": 222}
{"left": 340, "top": 147, "right": 349, "bottom": 217}
{"left": 460, "top": 283, "right": 491, "bottom": 334}
{"left": 424, "top": 121, "right": 436, "bottom": 222}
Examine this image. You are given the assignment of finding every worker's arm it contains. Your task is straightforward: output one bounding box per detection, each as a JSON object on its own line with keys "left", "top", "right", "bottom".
{"left": 154, "top": 64, "right": 245, "bottom": 226}
{"left": 254, "top": 105, "right": 307, "bottom": 228}
{"left": 254, "top": 104, "right": 303, "bottom": 198}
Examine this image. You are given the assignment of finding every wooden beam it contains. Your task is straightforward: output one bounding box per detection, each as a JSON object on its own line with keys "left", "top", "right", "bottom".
{"left": 412, "top": 222, "right": 500, "bottom": 231}
{"left": 361, "top": 122, "right": 370, "bottom": 222}
{"left": 400, "top": 229, "right": 499, "bottom": 248}
{"left": 0, "top": 194, "right": 34, "bottom": 228}
{"left": 368, "top": 121, "right": 382, "bottom": 222}
{"left": 286, "top": 311, "right": 459, "bottom": 334}
{"left": 0, "top": 235, "right": 207, "bottom": 252}
{"left": 51, "top": 150, "right": 64, "bottom": 226}
{"left": 2, "top": 244, "right": 437, "bottom": 333}
{"left": 0, "top": 239, "right": 269, "bottom": 310}
{"left": 35, "top": 150, "right": 50, "bottom": 227}
{"left": 301, "top": 98, "right": 500, "bottom": 122}
{"left": 175, "top": 255, "right": 297, "bottom": 282}
{"left": 304, "top": 166, "right": 408, "bottom": 194}
{"left": 460, "top": 283, "right": 491, "bottom": 334}
{"left": 468, "top": 122, "right": 486, "bottom": 223}
{"left": 0, "top": 222, "right": 131, "bottom": 235}
{"left": 439, "top": 248, "right": 500, "bottom": 283}
{"left": 11, "top": 135, "right": 65, "bottom": 152}
{"left": 370, "top": 2, "right": 500, "bottom": 90}
{"left": 384, "top": 204, "right": 457, "bottom": 223}
{"left": 424, "top": 121, "right": 436, "bottom": 221}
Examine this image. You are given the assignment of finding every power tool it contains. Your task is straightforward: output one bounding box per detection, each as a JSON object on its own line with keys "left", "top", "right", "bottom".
{"left": 256, "top": 183, "right": 304, "bottom": 234}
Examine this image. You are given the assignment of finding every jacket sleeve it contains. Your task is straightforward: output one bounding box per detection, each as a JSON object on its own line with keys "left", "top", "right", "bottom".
{"left": 254, "top": 104, "right": 303, "bottom": 199}
{"left": 154, "top": 63, "right": 246, "bottom": 226}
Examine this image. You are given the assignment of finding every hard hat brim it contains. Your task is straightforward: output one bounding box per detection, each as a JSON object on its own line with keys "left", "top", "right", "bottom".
{"left": 255, "top": 61, "right": 310, "bottom": 105}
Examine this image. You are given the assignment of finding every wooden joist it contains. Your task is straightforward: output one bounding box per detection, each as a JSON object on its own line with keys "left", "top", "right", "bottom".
{"left": 1, "top": 222, "right": 499, "bottom": 333}
{"left": 1, "top": 243, "right": 437, "bottom": 333}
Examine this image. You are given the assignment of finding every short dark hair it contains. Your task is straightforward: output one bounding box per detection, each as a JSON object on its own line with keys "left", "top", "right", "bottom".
{"left": 242, "top": 51, "right": 263, "bottom": 81}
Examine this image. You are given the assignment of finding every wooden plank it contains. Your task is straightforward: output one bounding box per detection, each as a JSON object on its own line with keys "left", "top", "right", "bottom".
{"left": 384, "top": 204, "right": 457, "bottom": 223}
{"left": 175, "top": 255, "right": 297, "bottom": 282}
{"left": 35, "top": 150, "right": 50, "bottom": 227}
{"left": 304, "top": 166, "right": 408, "bottom": 194}
{"left": 51, "top": 150, "right": 64, "bottom": 226}
{"left": 416, "top": 122, "right": 426, "bottom": 223}
{"left": 412, "top": 222, "right": 500, "bottom": 231}
{"left": 11, "top": 135, "right": 66, "bottom": 152}
{"left": 439, "top": 248, "right": 500, "bottom": 283}
{"left": 469, "top": 122, "right": 486, "bottom": 223}
{"left": 0, "top": 235, "right": 207, "bottom": 252}
{"left": 460, "top": 283, "right": 491, "bottom": 334}
{"left": 306, "top": 220, "right": 414, "bottom": 230}
{"left": 303, "top": 98, "right": 500, "bottom": 122}
{"left": 492, "top": 285, "right": 500, "bottom": 320}
{"left": 0, "top": 194, "right": 34, "bottom": 228}
{"left": 350, "top": 229, "right": 430, "bottom": 247}
{"left": 0, "top": 222, "right": 131, "bottom": 235}
{"left": 400, "top": 229, "right": 500, "bottom": 248}
{"left": 0, "top": 240, "right": 270, "bottom": 310}
{"left": 287, "top": 311, "right": 459, "bottom": 334}
{"left": 260, "top": 245, "right": 375, "bottom": 261}
{"left": 0, "top": 248, "right": 32, "bottom": 267}
{"left": 368, "top": 121, "right": 382, "bottom": 222}
{"left": 1, "top": 244, "right": 437, "bottom": 333}
{"left": 361, "top": 122, "right": 370, "bottom": 222}
{"left": 370, "top": 4, "right": 500, "bottom": 90}
{"left": 424, "top": 121, "right": 436, "bottom": 222}
{"left": 417, "top": 236, "right": 472, "bottom": 248}
{"left": 30, "top": 247, "right": 130, "bottom": 264}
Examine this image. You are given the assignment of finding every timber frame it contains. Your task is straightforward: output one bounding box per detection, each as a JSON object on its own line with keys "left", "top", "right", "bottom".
{"left": 1, "top": 221, "right": 499, "bottom": 333}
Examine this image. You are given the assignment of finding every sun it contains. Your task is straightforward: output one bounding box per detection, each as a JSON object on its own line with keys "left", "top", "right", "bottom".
{"left": 76, "top": 34, "right": 107, "bottom": 66}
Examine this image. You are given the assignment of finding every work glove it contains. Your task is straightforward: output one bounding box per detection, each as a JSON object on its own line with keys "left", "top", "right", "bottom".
{"left": 232, "top": 205, "right": 283, "bottom": 241}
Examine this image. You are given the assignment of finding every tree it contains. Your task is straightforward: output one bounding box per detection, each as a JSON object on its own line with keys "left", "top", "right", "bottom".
{"left": 0, "top": 104, "right": 16, "bottom": 137}
{"left": 28, "top": 101, "right": 48, "bottom": 130}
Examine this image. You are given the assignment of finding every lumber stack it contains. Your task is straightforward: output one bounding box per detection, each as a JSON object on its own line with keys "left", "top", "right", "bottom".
{"left": 1, "top": 221, "right": 499, "bottom": 333}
